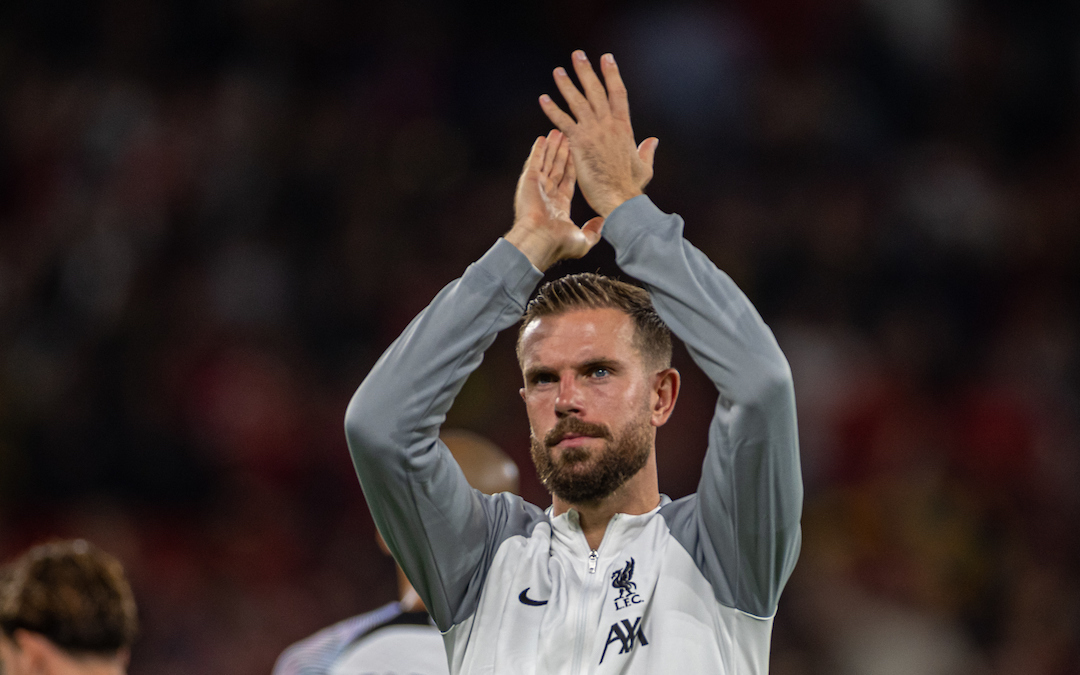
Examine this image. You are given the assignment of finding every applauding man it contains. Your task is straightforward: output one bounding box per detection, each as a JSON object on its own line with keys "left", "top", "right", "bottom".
{"left": 346, "top": 51, "right": 802, "bottom": 674}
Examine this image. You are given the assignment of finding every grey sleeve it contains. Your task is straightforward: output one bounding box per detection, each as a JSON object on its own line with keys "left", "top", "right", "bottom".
{"left": 604, "top": 196, "right": 803, "bottom": 618}
{"left": 344, "top": 238, "right": 546, "bottom": 631}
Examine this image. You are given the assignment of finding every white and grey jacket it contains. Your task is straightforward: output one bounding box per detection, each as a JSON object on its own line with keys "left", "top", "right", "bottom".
{"left": 345, "top": 196, "right": 803, "bottom": 674}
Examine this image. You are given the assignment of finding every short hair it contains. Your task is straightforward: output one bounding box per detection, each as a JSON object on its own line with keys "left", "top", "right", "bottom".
{"left": 517, "top": 273, "right": 672, "bottom": 370}
{"left": 0, "top": 540, "right": 138, "bottom": 656}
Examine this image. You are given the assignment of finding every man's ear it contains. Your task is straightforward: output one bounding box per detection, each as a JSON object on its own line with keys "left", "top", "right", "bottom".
{"left": 116, "top": 646, "right": 131, "bottom": 670}
{"left": 519, "top": 387, "right": 526, "bottom": 401}
{"left": 650, "top": 368, "right": 680, "bottom": 427}
{"left": 0, "top": 633, "right": 23, "bottom": 675}
{"left": 13, "top": 629, "right": 54, "bottom": 674}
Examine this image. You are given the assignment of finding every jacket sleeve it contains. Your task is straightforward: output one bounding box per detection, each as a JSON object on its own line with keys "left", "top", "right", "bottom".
{"left": 344, "top": 238, "right": 544, "bottom": 631}
{"left": 604, "top": 196, "right": 803, "bottom": 619}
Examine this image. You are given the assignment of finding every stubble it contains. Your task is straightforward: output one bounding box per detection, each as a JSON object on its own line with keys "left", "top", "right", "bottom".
{"left": 530, "top": 413, "right": 652, "bottom": 505}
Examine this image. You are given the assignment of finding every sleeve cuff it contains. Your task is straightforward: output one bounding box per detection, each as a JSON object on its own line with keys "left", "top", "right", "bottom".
{"left": 472, "top": 237, "right": 544, "bottom": 306}
{"left": 601, "top": 195, "right": 669, "bottom": 251}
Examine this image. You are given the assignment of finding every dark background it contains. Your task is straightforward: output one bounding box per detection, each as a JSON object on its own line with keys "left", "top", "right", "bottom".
{"left": 1, "top": 0, "right": 1078, "bottom": 673}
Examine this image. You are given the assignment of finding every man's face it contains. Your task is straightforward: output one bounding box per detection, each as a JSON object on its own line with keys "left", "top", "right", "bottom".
{"left": 518, "top": 308, "right": 658, "bottom": 504}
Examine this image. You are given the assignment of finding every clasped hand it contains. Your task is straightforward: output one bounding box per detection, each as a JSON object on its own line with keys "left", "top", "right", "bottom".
{"left": 506, "top": 51, "right": 658, "bottom": 272}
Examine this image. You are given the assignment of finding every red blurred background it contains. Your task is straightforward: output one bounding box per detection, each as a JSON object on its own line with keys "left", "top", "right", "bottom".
{"left": 0, "top": 1, "right": 1077, "bottom": 673}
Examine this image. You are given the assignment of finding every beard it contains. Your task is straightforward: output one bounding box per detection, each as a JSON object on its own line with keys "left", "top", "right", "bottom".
{"left": 530, "top": 413, "right": 653, "bottom": 506}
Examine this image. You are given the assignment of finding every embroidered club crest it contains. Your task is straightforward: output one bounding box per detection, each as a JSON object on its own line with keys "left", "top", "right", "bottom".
{"left": 611, "top": 558, "right": 642, "bottom": 610}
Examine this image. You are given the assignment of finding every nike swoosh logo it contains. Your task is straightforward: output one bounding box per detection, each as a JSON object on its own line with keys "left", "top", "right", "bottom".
{"left": 518, "top": 588, "right": 548, "bottom": 606}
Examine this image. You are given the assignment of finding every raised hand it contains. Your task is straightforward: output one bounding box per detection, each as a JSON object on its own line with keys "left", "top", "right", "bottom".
{"left": 540, "top": 51, "right": 658, "bottom": 218}
{"left": 505, "top": 129, "right": 604, "bottom": 271}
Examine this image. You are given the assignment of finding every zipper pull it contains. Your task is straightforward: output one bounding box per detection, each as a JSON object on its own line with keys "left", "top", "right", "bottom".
{"left": 588, "top": 550, "right": 598, "bottom": 574}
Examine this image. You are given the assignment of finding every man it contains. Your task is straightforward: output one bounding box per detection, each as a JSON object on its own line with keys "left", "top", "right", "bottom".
{"left": 273, "top": 430, "right": 520, "bottom": 675}
{"left": 0, "top": 539, "right": 138, "bottom": 675}
{"left": 346, "top": 50, "right": 802, "bottom": 673}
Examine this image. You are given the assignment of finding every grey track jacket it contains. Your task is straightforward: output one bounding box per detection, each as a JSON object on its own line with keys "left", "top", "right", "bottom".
{"left": 345, "top": 196, "right": 803, "bottom": 674}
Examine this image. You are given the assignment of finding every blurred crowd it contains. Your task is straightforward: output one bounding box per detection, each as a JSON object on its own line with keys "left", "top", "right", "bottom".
{"left": 0, "top": 0, "right": 1077, "bottom": 673}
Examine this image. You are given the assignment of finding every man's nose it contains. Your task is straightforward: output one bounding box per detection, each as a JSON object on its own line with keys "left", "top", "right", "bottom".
{"left": 554, "top": 377, "right": 584, "bottom": 417}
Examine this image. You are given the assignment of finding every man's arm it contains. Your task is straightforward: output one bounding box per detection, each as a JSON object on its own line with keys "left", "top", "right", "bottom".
{"left": 344, "top": 131, "right": 604, "bottom": 629}
{"left": 609, "top": 198, "right": 803, "bottom": 618}
{"left": 344, "top": 238, "right": 539, "bottom": 630}
{"left": 541, "top": 51, "right": 802, "bottom": 618}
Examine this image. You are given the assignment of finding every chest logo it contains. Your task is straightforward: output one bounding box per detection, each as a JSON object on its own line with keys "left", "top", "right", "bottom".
{"left": 611, "top": 558, "right": 642, "bottom": 610}
{"left": 599, "top": 617, "right": 649, "bottom": 664}
{"left": 518, "top": 588, "right": 548, "bottom": 606}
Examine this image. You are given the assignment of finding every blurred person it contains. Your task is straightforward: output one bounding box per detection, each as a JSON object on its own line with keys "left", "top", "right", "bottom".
{"left": 272, "top": 429, "right": 520, "bottom": 675}
{"left": 346, "top": 51, "right": 802, "bottom": 674}
{"left": 0, "top": 540, "right": 138, "bottom": 675}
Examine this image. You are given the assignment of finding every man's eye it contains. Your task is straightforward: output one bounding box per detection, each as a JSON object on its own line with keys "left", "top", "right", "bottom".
{"left": 591, "top": 368, "right": 610, "bottom": 378}
{"left": 534, "top": 373, "right": 555, "bottom": 385}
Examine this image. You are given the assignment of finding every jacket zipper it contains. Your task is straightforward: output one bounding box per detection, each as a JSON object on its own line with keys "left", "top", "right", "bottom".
{"left": 572, "top": 515, "right": 619, "bottom": 673}
{"left": 571, "top": 548, "right": 601, "bottom": 674}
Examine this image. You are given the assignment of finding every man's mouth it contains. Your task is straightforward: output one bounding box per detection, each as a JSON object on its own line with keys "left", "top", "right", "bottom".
{"left": 552, "top": 433, "right": 595, "bottom": 447}
{"left": 544, "top": 419, "right": 612, "bottom": 448}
